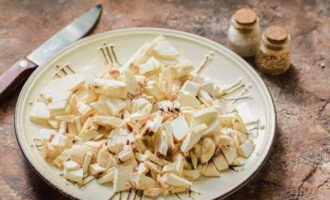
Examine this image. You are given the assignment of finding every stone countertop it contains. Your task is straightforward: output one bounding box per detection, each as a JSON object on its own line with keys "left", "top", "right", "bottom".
{"left": 0, "top": 0, "right": 329, "bottom": 199}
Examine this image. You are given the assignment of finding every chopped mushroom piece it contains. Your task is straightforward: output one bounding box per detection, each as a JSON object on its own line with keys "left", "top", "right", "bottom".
{"left": 130, "top": 173, "right": 158, "bottom": 190}
{"left": 97, "top": 146, "right": 113, "bottom": 169}
{"left": 97, "top": 168, "right": 114, "bottom": 184}
{"left": 182, "top": 169, "right": 200, "bottom": 180}
{"left": 159, "top": 173, "right": 192, "bottom": 187}
{"left": 200, "top": 137, "right": 216, "bottom": 164}
{"left": 213, "top": 153, "right": 229, "bottom": 171}
{"left": 63, "top": 160, "right": 80, "bottom": 171}
{"left": 181, "top": 123, "right": 207, "bottom": 152}
{"left": 169, "top": 115, "right": 189, "bottom": 141}
{"left": 200, "top": 162, "right": 220, "bottom": 177}
{"left": 237, "top": 139, "right": 255, "bottom": 158}
{"left": 89, "top": 163, "right": 107, "bottom": 175}
{"left": 113, "top": 165, "right": 133, "bottom": 192}
{"left": 64, "top": 168, "right": 83, "bottom": 183}
{"left": 88, "top": 79, "right": 128, "bottom": 98}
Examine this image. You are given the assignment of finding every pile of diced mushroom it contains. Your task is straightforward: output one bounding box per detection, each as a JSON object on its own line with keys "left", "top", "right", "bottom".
{"left": 30, "top": 36, "right": 255, "bottom": 198}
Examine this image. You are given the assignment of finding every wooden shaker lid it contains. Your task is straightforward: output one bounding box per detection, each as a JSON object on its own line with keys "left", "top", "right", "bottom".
{"left": 264, "top": 26, "right": 288, "bottom": 43}
{"left": 233, "top": 8, "right": 257, "bottom": 25}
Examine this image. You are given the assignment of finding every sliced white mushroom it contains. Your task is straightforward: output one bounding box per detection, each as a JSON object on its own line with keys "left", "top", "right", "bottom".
{"left": 151, "top": 35, "right": 179, "bottom": 60}
{"left": 89, "top": 99, "right": 110, "bottom": 116}
{"left": 191, "top": 107, "right": 218, "bottom": 128}
{"left": 178, "top": 91, "right": 201, "bottom": 109}
{"left": 137, "top": 162, "right": 149, "bottom": 174}
{"left": 107, "top": 128, "right": 128, "bottom": 153}
{"left": 180, "top": 123, "right": 207, "bottom": 152}
{"left": 93, "top": 115, "right": 122, "bottom": 128}
{"left": 48, "top": 119, "right": 60, "bottom": 129}
{"left": 118, "top": 146, "right": 134, "bottom": 162}
{"left": 218, "top": 113, "right": 239, "bottom": 128}
{"left": 76, "top": 102, "right": 95, "bottom": 118}
{"left": 237, "top": 139, "right": 255, "bottom": 158}
{"left": 142, "top": 112, "right": 163, "bottom": 135}
{"left": 121, "top": 70, "right": 139, "bottom": 95}
{"left": 181, "top": 80, "right": 201, "bottom": 96}
{"left": 89, "top": 163, "right": 107, "bottom": 175}
{"left": 113, "top": 165, "right": 133, "bottom": 192}
{"left": 175, "top": 64, "right": 194, "bottom": 79}
{"left": 122, "top": 42, "right": 155, "bottom": 72}
{"left": 80, "top": 128, "right": 98, "bottom": 142}
{"left": 40, "top": 143, "right": 56, "bottom": 160}
{"left": 63, "top": 160, "right": 80, "bottom": 171}
{"left": 167, "top": 186, "right": 189, "bottom": 193}
{"left": 75, "top": 87, "right": 98, "bottom": 104}
{"left": 200, "top": 162, "right": 220, "bottom": 177}
{"left": 88, "top": 79, "right": 128, "bottom": 98}
{"left": 212, "top": 99, "right": 230, "bottom": 114}
{"left": 220, "top": 145, "right": 237, "bottom": 165}
{"left": 145, "top": 81, "right": 165, "bottom": 100}
{"left": 182, "top": 169, "right": 200, "bottom": 180}
{"left": 64, "top": 168, "right": 83, "bottom": 183}
{"left": 134, "top": 136, "right": 147, "bottom": 153}
{"left": 130, "top": 173, "right": 158, "bottom": 190}
{"left": 30, "top": 102, "right": 50, "bottom": 124}
{"left": 84, "top": 140, "right": 106, "bottom": 150}
{"left": 198, "top": 89, "right": 214, "bottom": 106}
{"left": 144, "top": 188, "right": 162, "bottom": 197}
{"left": 47, "top": 92, "right": 73, "bottom": 116}
{"left": 100, "top": 96, "right": 127, "bottom": 116}
{"left": 200, "top": 82, "right": 216, "bottom": 96}
{"left": 237, "top": 131, "right": 248, "bottom": 144}
{"left": 69, "top": 145, "right": 88, "bottom": 165}
{"left": 138, "top": 56, "right": 163, "bottom": 74}
{"left": 190, "top": 151, "right": 198, "bottom": 169}
{"left": 144, "top": 160, "right": 162, "bottom": 173}
{"left": 51, "top": 134, "right": 72, "bottom": 149}
{"left": 159, "top": 173, "right": 191, "bottom": 187}
{"left": 82, "top": 152, "right": 92, "bottom": 175}
{"left": 169, "top": 115, "right": 189, "bottom": 141}
{"left": 154, "top": 130, "right": 168, "bottom": 156}
{"left": 159, "top": 66, "right": 175, "bottom": 85}
{"left": 97, "top": 168, "right": 114, "bottom": 184}
{"left": 200, "top": 137, "right": 216, "bottom": 164}
{"left": 232, "top": 157, "right": 241, "bottom": 166}
{"left": 232, "top": 116, "right": 248, "bottom": 133}
{"left": 97, "top": 146, "right": 113, "bottom": 169}
{"left": 212, "top": 153, "right": 229, "bottom": 171}
{"left": 163, "top": 159, "right": 183, "bottom": 174}
{"left": 130, "top": 98, "right": 152, "bottom": 119}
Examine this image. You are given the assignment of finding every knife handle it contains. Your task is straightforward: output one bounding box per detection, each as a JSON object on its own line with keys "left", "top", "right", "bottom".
{"left": 0, "top": 57, "right": 37, "bottom": 101}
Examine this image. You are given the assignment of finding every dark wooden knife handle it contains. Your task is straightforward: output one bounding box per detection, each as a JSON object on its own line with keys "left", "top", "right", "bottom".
{"left": 0, "top": 57, "right": 37, "bottom": 101}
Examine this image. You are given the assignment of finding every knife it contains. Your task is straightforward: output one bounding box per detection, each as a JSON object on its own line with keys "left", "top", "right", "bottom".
{"left": 0, "top": 4, "right": 102, "bottom": 101}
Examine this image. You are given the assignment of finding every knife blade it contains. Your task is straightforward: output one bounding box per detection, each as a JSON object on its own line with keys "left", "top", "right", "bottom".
{"left": 0, "top": 4, "right": 102, "bottom": 101}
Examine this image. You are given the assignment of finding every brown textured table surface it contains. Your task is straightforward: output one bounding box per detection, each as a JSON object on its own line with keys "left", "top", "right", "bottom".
{"left": 0, "top": 0, "right": 329, "bottom": 199}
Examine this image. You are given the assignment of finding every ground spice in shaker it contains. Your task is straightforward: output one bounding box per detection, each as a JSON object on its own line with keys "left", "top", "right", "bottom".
{"left": 255, "top": 26, "right": 291, "bottom": 75}
{"left": 228, "top": 8, "right": 261, "bottom": 57}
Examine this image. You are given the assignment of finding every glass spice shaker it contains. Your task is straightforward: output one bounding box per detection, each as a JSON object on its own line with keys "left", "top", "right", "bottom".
{"left": 228, "top": 8, "right": 261, "bottom": 57}
{"left": 255, "top": 26, "right": 291, "bottom": 75}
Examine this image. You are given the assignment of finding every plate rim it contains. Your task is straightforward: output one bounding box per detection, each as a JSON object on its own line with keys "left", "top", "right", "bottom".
{"left": 14, "top": 27, "right": 276, "bottom": 200}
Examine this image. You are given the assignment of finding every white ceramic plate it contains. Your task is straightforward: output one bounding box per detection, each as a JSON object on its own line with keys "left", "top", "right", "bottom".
{"left": 15, "top": 28, "right": 275, "bottom": 200}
